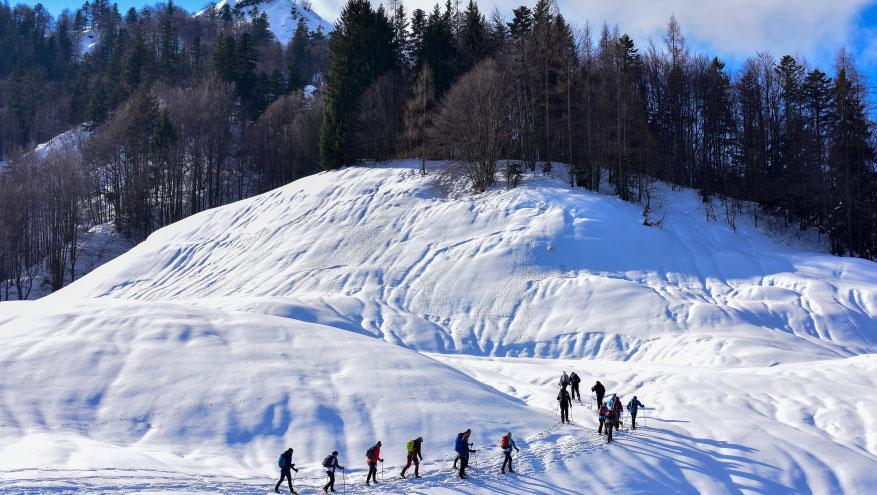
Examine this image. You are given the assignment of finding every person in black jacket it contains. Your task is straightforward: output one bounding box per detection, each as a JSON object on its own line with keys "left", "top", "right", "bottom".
{"left": 569, "top": 372, "right": 582, "bottom": 401}
{"left": 557, "top": 388, "right": 573, "bottom": 423}
{"left": 591, "top": 381, "right": 605, "bottom": 410}
{"left": 275, "top": 448, "right": 299, "bottom": 494}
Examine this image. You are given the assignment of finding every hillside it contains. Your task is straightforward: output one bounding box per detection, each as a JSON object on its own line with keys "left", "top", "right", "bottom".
{"left": 2, "top": 162, "right": 876, "bottom": 494}
{"left": 54, "top": 162, "right": 877, "bottom": 366}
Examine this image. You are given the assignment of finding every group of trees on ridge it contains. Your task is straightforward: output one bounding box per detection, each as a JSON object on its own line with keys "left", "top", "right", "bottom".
{"left": 0, "top": 0, "right": 875, "bottom": 299}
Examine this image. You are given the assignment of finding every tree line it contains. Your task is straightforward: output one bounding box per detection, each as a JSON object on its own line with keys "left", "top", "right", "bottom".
{"left": 321, "top": 0, "right": 876, "bottom": 258}
{"left": 1, "top": 0, "right": 875, "bottom": 299}
{"left": 1, "top": 0, "right": 328, "bottom": 297}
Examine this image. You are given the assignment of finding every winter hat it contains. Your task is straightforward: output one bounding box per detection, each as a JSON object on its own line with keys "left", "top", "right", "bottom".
{"left": 332, "top": 451, "right": 338, "bottom": 456}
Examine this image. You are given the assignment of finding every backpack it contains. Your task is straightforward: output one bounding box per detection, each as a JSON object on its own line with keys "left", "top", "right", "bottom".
{"left": 454, "top": 435, "right": 465, "bottom": 453}
{"left": 366, "top": 446, "right": 375, "bottom": 459}
{"left": 501, "top": 435, "right": 509, "bottom": 449}
{"left": 406, "top": 440, "right": 415, "bottom": 453}
{"left": 322, "top": 455, "right": 334, "bottom": 468}
{"left": 278, "top": 454, "right": 285, "bottom": 468}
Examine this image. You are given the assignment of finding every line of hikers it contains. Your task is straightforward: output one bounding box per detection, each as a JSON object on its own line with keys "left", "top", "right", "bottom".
{"left": 558, "top": 372, "right": 646, "bottom": 443}
{"left": 274, "top": 429, "right": 522, "bottom": 493}
{"left": 274, "top": 373, "right": 646, "bottom": 493}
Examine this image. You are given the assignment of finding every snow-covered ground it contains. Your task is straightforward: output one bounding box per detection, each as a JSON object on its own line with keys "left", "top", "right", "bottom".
{"left": 197, "top": 0, "right": 333, "bottom": 44}
{"left": 1, "top": 161, "right": 875, "bottom": 493}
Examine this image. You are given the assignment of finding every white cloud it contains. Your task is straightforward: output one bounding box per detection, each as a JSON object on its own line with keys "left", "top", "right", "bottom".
{"left": 312, "top": 0, "right": 872, "bottom": 68}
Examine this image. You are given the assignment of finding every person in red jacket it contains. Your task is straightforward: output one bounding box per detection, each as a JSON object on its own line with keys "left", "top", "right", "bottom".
{"left": 365, "top": 441, "right": 383, "bottom": 486}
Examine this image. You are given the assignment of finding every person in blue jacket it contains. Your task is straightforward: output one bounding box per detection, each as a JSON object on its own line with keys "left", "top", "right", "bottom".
{"left": 627, "top": 396, "right": 646, "bottom": 429}
{"left": 455, "top": 429, "right": 477, "bottom": 479}
{"left": 500, "top": 432, "right": 520, "bottom": 474}
{"left": 452, "top": 429, "right": 471, "bottom": 469}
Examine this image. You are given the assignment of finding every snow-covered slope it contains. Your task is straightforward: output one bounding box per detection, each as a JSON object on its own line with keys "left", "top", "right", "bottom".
{"left": 198, "top": 0, "right": 333, "bottom": 44}
{"left": 54, "top": 162, "right": 877, "bottom": 366}
{"left": 2, "top": 161, "right": 876, "bottom": 493}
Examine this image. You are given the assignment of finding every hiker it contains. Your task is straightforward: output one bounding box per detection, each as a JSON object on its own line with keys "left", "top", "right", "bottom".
{"left": 591, "top": 381, "right": 605, "bottom": 410}
{"left": 275, "top": 448, "right": 299, "bottom": 494}
{"left": 500, "top": 432, "right": 519, "bottom": 474}
{"left": 601, "top": 402, "right": 614, "bottom": 443}
{"left": 597, "top": 401, "right": 607, "bottom": 434}
{"left": 452, "top": 429, "right": 471, "bottom": 469}
{"left": 612, "top": 394, "right": 624, "bottom": 431}
{"left": 455, "top": 429, "right": 477, "bottom": 479}
{"left": 627, "top": 396, "right": 646, "bottom": 429}
{"left": 557, "top": 387, "right": 573, "bottom": 423}
{"left": 322, "top": 451, "right": 344, "bottom": 493}
{"left": 365, "top": 441, "right": 383, "bottom": 486}
{"left": 569, "top": 371, "right": 581, "bottom": 401}
{"left": 401, "top": 436, "right": 423, "bottom": 478}
{"left": 559, "top": 371, "right": 570, "bottom": 389}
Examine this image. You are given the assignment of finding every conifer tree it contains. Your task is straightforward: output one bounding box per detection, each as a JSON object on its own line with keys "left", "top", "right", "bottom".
{"left": 320, "top": 0, "right": 399, "bottom": 169}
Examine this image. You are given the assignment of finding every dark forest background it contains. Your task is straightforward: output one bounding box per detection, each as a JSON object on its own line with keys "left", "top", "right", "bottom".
{"left": 1, "top": 0, "right": 875, "bottom": 299}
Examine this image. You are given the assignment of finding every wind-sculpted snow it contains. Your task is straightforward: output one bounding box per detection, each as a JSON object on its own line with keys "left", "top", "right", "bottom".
{"left": 52, "top": 162, "right": 877, "bottom": 366}
{"left": 3, "top": 162, "right": 877, "bottom": 493}
{"left": 0, "top": 299, "right": 553, "bottom": 476}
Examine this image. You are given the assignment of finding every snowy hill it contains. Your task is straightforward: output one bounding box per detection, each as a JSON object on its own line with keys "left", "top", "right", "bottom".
{"left": 2, "top": 161, "right": 876, "bottom": 493}
{"left": 56, "top": 162, "right": 877, "bottom": 366}
{"left": 197, "top": 0, "right": 334, "bottom": 44}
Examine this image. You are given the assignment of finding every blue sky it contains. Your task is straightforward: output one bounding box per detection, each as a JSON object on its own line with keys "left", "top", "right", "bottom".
{"left": 21, "top": 0, "right": 877, "bottom": 100}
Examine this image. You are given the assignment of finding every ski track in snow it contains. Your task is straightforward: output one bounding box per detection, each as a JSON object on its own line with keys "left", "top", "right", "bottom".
{"left": 1, "top": 161, "right": 876, "bottom": 494}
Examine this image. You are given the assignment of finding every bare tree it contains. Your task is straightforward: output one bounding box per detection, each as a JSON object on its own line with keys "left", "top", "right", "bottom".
{"left": 430, "top": 58, "right": 510, "bottom": 192}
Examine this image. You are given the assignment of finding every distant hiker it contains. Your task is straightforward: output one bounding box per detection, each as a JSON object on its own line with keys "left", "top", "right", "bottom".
{"left": 611, "top": 394, "right": 624, "bottom": 430}
{"left": 500, "top": 432, "right": 519, "bottom": 474}
{"left": 275, "top": 448, "right": 299, "bottom": 494}
{"left": 627, "top": 396, "right": 645, "bottom": 429}
{"left": 591, "top": 381, "right": 605, "bottom": 410}
{"left": 322, "top": 451, "right": 344, "bottom": 493}
{"left": 452, "top": 429, "right": 471, "bottom": 469}
{"left": 598, "top": 401, "right": 608, "bottom": 434}
{"left": 401, "top": 436, "right": 423, "bottom": 478}
{"left": 569, "top": 372, "right": 581, "bottom": 401}
{"left": 557, "top": 387, "right": 573, "bottom": 423}
{"left": 365, "top": 441, "right": 383, "bottom": 486}
{"left": 601, "top": 402, "right": 614, "bottom": 443}
{"left": 455, "top": 429, "right": 476, "bottom": 479}
{"left": 559, "top": 371, "right": 570, "bottom": 389}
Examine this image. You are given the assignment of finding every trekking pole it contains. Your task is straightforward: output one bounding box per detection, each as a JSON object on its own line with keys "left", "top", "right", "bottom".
{"left": 381, "top": 459, "right": 384, "bottom": 481}
{"left": 342, "top": 469, "right": 346, "bottom": 493}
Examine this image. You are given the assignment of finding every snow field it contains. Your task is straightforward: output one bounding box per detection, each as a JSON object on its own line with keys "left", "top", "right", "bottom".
{"left": 2, "top": 161, "right": 876, "bottom": 493}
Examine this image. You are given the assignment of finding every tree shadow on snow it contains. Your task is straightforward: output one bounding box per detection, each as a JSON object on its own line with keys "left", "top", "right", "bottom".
{"left": 616, "top": 426, "right": 794, "bottom": 494}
